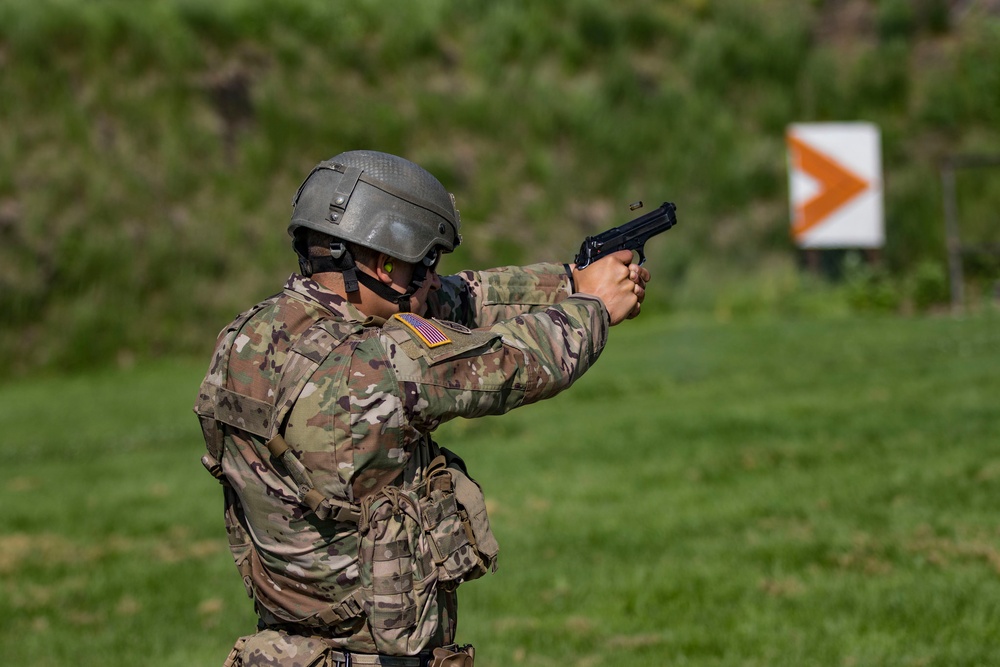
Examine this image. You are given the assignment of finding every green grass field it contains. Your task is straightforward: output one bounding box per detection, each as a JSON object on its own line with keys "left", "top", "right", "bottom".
{"left": 2, "top": 311, "right": 998, "bottom": 666}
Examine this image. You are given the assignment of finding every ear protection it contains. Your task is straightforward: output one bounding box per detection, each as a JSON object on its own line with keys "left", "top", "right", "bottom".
{"left": 383, "top": 261, "right": 394, "bottom": 273}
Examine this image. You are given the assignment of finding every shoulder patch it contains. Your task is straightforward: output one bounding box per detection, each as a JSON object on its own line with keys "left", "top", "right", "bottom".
{"left": 392, "top": 312, "right": 452, "bottom": 348}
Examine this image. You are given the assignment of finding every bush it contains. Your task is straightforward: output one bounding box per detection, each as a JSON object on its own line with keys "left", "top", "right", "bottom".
{"left": 909, "top": 259, "right": 949, "bottom": 312}
{"left": 843, "top": 253, "right": 903, "bottom": 313}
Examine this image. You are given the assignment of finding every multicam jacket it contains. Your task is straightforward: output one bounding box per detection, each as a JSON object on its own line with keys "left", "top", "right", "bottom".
{"left": 195, "top": 263, "right": 609, "bottom": 655}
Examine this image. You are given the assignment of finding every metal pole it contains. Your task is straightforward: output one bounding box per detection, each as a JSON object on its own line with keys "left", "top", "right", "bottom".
{"left": 941, "top": 162, "right": 964, "bottom": 312}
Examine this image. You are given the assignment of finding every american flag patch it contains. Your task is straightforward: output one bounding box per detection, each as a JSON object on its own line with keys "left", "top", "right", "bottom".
{"left": 392, "top": 313, "right": 452, "bottom": 348}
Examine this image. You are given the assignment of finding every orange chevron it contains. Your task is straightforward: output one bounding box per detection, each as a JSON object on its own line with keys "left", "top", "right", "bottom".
{"left": 787, "top": 133, "right": 870, "bottom": 240}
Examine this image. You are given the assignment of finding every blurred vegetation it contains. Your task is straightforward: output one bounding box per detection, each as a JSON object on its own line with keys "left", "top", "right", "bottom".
{"left": 1, "top": 0, "right": 999, "bottom": 374}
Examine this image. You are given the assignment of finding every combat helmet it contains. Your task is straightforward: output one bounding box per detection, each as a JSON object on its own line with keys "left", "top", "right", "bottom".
{"left": 288, "top": 150, "right": 461, "bottom": 311}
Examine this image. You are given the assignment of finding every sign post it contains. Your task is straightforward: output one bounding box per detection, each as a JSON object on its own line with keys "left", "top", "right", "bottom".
{"left": 786, "top": 122, "right": 884, "bottom": 250}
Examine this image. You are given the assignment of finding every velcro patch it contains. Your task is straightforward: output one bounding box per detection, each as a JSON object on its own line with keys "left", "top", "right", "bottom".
{"left": 392, "top": 313, "right": 452, "bottom": 348}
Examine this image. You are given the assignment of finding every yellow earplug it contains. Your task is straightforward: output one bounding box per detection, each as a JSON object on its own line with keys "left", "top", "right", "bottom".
{"left": 383, "top": 261, "right": 393, "bottom": 273}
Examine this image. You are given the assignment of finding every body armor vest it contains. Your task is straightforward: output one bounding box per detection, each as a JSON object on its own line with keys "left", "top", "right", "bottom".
{"left": 194, "top": 298, "right": 498, "bottom": 654}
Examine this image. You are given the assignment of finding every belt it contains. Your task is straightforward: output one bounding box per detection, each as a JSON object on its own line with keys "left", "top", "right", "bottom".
{"left": 329, "top": 652, "right": 427, "bottom": 667}
{"left": 254, "top": 622, "right": 459, "bottom": 666}
{"left": 333, "top": 644, "right": 474, "bottom": 667}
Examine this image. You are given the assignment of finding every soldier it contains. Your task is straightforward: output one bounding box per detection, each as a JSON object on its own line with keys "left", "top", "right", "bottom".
{"left": 194, "top": 150, "right": 650, "bottom": 667}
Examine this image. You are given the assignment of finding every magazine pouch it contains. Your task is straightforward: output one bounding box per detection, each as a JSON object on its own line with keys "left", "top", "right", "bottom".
{"left": 359, "top": 486, "right": 440, "bottom": 655}
{"left": 421, "top": 449, "right": 499, "bottom": 586}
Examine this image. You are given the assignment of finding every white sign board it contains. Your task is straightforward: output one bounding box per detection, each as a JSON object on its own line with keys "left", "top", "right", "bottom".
{"left": 786, "top": 122, "right": 884, "bottom": 249}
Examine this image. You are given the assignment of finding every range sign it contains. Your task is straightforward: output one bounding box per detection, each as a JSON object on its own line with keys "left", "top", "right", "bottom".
{"left": 786, "top": 122, "right": 884, "bottom": 249}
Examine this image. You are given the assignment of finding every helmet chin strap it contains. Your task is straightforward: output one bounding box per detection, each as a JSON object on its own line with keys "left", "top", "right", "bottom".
{"left": 354, "top": 269, "right": 419, "bottom": 313}
{"left": 297, "top": 238, "right": 427, "bottom": 313}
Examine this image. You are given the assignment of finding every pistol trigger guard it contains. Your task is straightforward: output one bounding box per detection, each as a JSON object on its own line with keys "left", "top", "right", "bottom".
{"left": 635, "top": 248, "right": 646, "bottom": 265}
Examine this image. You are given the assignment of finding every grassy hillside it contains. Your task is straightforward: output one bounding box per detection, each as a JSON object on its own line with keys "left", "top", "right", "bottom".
{"left": 1, "top": 0, "right": 999, "bottom": 374}
{"left": 1, "top": 312, "right": 997, "bottom": 665}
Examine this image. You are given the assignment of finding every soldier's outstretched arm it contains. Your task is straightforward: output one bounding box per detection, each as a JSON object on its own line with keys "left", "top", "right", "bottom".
{"left": 428, "top": 263, "right": 578, "bottom": 328}
{"left": 427, "top": 252, "right": 650, "bottom": 328}
{"left": 383, "top": 289, "right": 609, "bottom": 432}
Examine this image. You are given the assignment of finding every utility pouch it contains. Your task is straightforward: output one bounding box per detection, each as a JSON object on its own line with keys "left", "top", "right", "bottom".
{"left": 229, "top": 630, "right": 330, "bottom": 667}
{"left": 359, "top": 487, "right": 440, "bottom": 656}
{"left": 357, "top": 449, "right": 498, "bottom": 655}
{"left": 430, "top": 643, "right": 475, "bottom": 667}
{"left": 421, "top": 450, "right": 499, "bottom": 585}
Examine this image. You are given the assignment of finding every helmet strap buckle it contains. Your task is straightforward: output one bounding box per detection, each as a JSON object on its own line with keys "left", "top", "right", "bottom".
{"left": 342, "top": 266, "right": 359, "bottom": 293}
{"left": 329, "top": 242, "right": 347, "bottom": 260}
{"left": 326, "top": 242, "right": 360, "bottom": 293}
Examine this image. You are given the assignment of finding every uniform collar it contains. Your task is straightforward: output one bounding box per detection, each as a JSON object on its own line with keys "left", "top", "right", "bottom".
{"left": 282, "top": 273, "right": 369, "bottom": 323}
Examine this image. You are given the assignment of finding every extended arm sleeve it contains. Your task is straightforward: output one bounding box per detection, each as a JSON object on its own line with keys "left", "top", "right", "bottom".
{"left": 385, "top": 295, "right": 609, "bottom": 432}
{"left": 427, "top": 263, "right": 577, "bottom": 328}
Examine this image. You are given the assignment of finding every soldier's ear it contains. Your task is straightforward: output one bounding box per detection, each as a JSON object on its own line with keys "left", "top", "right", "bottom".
{"left": 374, "top": 253, "right": 395, "bottom": 284}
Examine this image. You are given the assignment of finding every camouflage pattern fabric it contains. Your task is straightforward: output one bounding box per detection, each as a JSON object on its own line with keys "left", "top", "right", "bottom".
{"left": 224, "top": 630, "right": 432, "bottom": 666}
{"left": 228, "top": 631, "right": 329, "bottom": 667}
{"left": 197, "top": 262, "right": 609, "bottom": 656}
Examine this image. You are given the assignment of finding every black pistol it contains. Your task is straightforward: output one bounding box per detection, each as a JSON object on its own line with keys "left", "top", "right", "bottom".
{"left": 574, "top": 201, "right": 678, "bottom": 269}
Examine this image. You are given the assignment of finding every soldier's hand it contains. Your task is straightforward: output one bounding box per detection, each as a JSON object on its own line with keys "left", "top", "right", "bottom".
{"left": 572, "top": 250, "right": 651, "bottom": 326}
{"left": 627, "top": 260, "right": 650, "bottom": 320}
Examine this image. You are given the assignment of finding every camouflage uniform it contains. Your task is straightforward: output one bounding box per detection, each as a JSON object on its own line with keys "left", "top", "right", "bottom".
{"left": 195, "top": 262, "right": 609, "bottom": 662}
